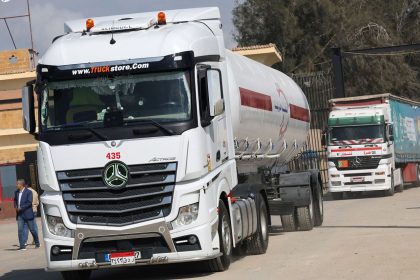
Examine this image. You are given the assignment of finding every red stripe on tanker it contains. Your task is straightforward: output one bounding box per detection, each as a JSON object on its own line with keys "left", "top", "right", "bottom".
{"left": 289, "top": 104, "right": 310, "bottom": 122}
{"left": 239, "top": 87, "right": 272, "bottom": 111}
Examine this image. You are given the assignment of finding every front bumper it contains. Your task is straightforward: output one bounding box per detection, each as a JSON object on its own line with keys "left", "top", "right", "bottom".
{"left": 44, "top": 216, "right": 220, "bottom": 272}
{"left": 328, "top": 166, "right": 391, "bottom": 192}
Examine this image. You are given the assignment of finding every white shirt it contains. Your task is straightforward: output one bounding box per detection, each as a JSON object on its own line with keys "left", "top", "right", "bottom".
{"left": 18, "top": 189, "right": 24, "bottom": 208}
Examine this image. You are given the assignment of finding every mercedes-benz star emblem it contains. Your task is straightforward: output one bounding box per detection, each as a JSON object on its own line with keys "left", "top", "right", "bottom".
{"left": 353, "top": 157, "right": 362, "bottom": 167}
{"left": 103, "top": 161, "right": 129, "bottom": 189}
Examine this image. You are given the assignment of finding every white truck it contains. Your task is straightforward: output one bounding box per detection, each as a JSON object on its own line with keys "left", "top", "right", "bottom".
{"left": 22, "top": 7, "right": 323, "bottom": 280}
{"left": 326, "top": 94, "right": 420, "bottom": 199}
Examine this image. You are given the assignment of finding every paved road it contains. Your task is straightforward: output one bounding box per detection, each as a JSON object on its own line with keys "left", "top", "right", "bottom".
{"left": 1, "top": 187, "right": 420, "bottom": 280}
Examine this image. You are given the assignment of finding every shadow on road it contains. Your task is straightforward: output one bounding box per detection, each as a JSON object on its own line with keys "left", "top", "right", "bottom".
{"left": 322, "top": 225, "right": 420, "bottom": 229}
{"left": 269, "top": 225, "right": 285, "bottom": 236}
{"left": 1, "top": 263, "right": 213, "bottom": 280}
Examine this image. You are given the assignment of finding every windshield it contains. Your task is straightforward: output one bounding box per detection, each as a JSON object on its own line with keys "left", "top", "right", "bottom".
{"left": 329, "top": 125, "right": 385, "bottom": 145}
{"left": 40, "top": 71, "right": 192, "bottom": 131}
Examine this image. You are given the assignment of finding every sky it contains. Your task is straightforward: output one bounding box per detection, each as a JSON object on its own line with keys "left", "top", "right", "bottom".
{"left": 0, "top": 0, "right": 238, "bottom": 55}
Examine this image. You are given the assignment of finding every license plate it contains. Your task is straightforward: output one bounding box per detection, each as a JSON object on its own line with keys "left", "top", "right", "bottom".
{"left": 351, "top": 177, "right": 364, "bottom": 183}
{"left": 105, "top": 251, "right": 141, "bottom": 265}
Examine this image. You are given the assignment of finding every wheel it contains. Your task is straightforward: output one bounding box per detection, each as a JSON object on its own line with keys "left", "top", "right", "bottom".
{"left": 314, "top": 182, "right": 324, "bottom": 227}
{"left": 280, "top": 212, "right": 297, "bottom": 232}
{"left": 416, "top": 164, "right": 420, "bottom": 187}
{"left": 331, "top": 192, "right": 343, "bottom": 200}
{"left": 245, "top": 194, "right": 269, "bottom": 255}
{"left": 206, "top": 199, "right": 232, "bottom": 272}
{"left": 296, "top": 189, "right": 315, "bottom": 231}
{"left": 396, "top": 179, "right": 404, "bottom": 192}
{"left": 385, "top": 173, "right": 395, "bottom": 196}
{"left": 61, "top": 270, "right": 91, "bottom": 280}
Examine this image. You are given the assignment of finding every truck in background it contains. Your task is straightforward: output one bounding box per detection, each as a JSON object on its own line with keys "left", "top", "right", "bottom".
{"left": 21, "top": 7, "right": 323, "bottom": 280}
{"left": 326, "top": 93, "right": 420, "bottom": 199}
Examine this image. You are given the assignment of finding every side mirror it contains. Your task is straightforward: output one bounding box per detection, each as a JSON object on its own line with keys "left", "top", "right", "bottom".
{"left": 22, "top": 85, "right": 36, "bottom": 134}
{"left": 386, "top": 123, "right": 394, "bottom": 142}
{"left": 207, "top": 69, "right": 224, "bottom": 117}
{"left": 321, "top": 133, "right": 327, "bottom": 147}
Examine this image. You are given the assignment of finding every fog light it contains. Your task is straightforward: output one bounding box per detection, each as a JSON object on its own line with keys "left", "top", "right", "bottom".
{"left": 375, "top": 179, "right": 386, "bottom": 184}
{"left": 46, "top": 215, "right": 73, "bottom": 238}
{"left": 331, "top": 181, "right": 341, "bottom": 186}
{"left": 331, "top": 174, "right": 340, "bottom": 178}
{"left": 51, "top": 246, "right": 60, "bottom": 256}
{"left": 188, "top": 235, "right": 198, "bottom": 245}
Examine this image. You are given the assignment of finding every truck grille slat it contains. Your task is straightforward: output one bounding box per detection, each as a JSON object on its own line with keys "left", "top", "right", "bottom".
{"left": 58, "top": 162, "right": 177, "bottom": 226}
{"left": 60, "top": 175, "right": 176, "bottom": 192}
{"left": 66, "top": 196, "right": 172, "bottom": 214}
{"left": 62, "top": 185, "right": 174, "bottom": 202}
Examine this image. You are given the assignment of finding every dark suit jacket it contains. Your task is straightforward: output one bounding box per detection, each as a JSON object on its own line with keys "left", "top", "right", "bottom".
{"left": 14, "top": 188, "right": 34, "bottom": 220}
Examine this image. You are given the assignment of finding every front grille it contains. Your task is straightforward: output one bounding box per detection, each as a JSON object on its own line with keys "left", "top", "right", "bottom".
{"left": 58, "top": 162, "right": 177, "bottom": 226}
{"left": 331, "top": 157, "right": 381, "bottom": 170}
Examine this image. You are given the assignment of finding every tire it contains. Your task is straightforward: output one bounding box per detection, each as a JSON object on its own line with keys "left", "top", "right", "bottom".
{"left": 245, "top": 194, "right": 269, "bottom": 255}
{"left": 280, "top": 212, "right": 297, "bottom": 232}
{"left": 416, "top": 164, "right": 420, "bottom": 187}
{"left": 385, "top": 173, "right": 395, "bottom": 196}
{"left": 331, "top": 192, "right": 343, "bottom": 200}
{"left": 397, "top": 180, "right": 404, "bottom": 192}
{"left": 61, "top": 270, "right": 91, "bottom": 280}
{"left": 314, "top": 182, "right": 324, "bottom": 227}
{"left": 206, "top": 199, "right": 232, "bottom": 272}
{"left": 296, "top": 190, "right": 315, "bottom": 231}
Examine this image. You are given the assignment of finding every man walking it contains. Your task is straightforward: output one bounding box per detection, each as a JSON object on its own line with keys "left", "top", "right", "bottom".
{"left": 14, "top": 179, "right": 40, "bottom": 250}
{"left": 25, "top": 185, "right": 40, "bottom": 246}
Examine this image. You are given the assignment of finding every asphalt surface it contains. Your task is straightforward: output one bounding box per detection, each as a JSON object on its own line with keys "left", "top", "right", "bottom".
{"left": 1, "top": 186, "right": 420, "bottom": 280}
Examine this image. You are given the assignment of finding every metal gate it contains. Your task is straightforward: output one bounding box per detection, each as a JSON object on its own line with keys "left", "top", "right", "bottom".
{"left": 288, "top": 71, "right": 334, "bottom": 190}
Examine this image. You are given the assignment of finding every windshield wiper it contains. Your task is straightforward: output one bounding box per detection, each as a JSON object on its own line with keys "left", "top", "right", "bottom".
{"left": 54, "top": 123, "right": 108, "bottom": 141}
{"left": 131, "top": 119, "right": 175, "bottom": 135}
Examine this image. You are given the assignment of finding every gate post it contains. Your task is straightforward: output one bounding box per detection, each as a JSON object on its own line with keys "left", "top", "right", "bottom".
{"left": 331, "top": 47, "right": 345, "bottom": 98}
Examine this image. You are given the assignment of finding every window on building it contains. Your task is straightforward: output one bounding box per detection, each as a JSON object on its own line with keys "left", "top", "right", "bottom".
{"left": 0, "top": 165, "right": 17, "bottom": 201}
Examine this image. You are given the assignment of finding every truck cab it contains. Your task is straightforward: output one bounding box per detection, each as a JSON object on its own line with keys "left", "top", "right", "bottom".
{"left": 21, "top": 8, "right": 275, "bottom": 280}
{"left": 327, "top": 96, "right": 404, "bottom": 198}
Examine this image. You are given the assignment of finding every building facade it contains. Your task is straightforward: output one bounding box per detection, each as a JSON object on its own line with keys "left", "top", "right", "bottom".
{"left": 0, "top": 49, "right": 38, "bottom": 219}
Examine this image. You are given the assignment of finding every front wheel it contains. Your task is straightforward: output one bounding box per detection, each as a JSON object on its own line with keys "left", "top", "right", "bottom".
{"left": 385, "top": 173, "right": 395, "bottom": 196}
{"left": 206, "top": 199, "right": 232, "bottom": 272}
{"left": 416, "top": 164, "right": 420, "bottom": 187}
{"left": 61, "top": 270, "right": 91, "bottom": 280}
{"left": 245, "top": 193, "right": 269, "bottom": 255}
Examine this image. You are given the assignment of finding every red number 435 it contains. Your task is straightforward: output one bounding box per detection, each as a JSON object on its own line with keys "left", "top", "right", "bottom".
{"left": 106, "top": 152, "right": 121, "bottom": 160}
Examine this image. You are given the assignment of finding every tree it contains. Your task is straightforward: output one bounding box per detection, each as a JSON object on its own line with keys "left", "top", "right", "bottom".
{"left": 233, "top": 0, "right": 420, "bottom": 100}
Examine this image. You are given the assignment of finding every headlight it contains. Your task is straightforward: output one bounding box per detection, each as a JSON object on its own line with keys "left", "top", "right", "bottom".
{"left": 172, "top": 203, "right": 199, "bottom": 229}
{"left": 46, "top": 215, "right": 73, "bottom": 238}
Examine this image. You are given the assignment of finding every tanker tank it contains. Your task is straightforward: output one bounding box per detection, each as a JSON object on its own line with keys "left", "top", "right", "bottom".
{"left": 225, "top": 50, "right": 310, "bottom": 167}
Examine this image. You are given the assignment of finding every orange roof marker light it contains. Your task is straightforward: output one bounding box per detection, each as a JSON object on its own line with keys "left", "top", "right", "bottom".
{"left": 86, "top": 18, "right": 95, "bottom": 31}
{"left": 157, "top": 12, "right": 166, "bottom": 25}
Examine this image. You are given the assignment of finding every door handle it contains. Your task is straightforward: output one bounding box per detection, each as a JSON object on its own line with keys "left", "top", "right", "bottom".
{"left": 216, "top": 150, "right": 221, "bottom": 162}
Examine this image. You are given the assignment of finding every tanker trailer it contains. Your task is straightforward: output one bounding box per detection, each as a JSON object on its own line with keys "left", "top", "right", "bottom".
{"left": 225, "top": 50, "right": 324, "bottom": 231}
{"left": 21, "top": 7, "right": 323, "bottom": 279}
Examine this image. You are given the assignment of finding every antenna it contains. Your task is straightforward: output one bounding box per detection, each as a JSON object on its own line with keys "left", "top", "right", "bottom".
{"left": 110, "top": 20, "right": 116, "bottom": 45}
